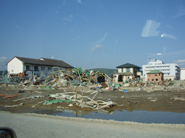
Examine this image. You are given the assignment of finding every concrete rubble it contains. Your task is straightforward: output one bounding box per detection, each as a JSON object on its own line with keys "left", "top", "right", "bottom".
{"left": 1, "top": 67, "right": 184, "bottom": 93}
{"left": 1, "top": 67, "right": 185, "bottom": 112}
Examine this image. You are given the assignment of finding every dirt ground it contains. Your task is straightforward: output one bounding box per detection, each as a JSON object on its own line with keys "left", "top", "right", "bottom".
{"left": 0, "top": 84, "right": 185, "bottom": 114}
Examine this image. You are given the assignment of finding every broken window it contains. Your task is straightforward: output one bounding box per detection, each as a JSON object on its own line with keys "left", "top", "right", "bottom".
{"left": 48, "top": 67, "right": 52, "bottom": 71}
{"left": 152, "top": 79, "right": 154, "bottom": 81}
{"left": 26, "top": 65, "right": 29, "bottom": 71}
{"left": 97, "top": 76, "right": 105, "bottom": 83}
{"left": 156, "top": 79, "right": 158, "bottom": 81}
{"left": 127, "top": 68, "right": 130, "bottom": 72}
{"left": 34, "top": 66, "right": 39, "bottom": 71}
{"left": 118, "top": 75, "right": 123, "bottom": 82}
{"left": 41, "top": 67, "right": 45, "bottom": 71}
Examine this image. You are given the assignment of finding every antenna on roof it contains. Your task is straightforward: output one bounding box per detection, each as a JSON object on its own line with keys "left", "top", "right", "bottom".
{"left": 51, "top": 53, "right": 53, "bottom": 59}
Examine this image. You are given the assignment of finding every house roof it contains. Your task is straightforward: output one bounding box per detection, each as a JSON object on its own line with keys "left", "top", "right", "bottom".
{"left": 7, "top": 56, "right": 74, "bottom": 68}
{"left": 147, "top": 70, "right": 163, "bottom": 74}
{"left": 116, "top": 63, "right": 141, "bottom": 68}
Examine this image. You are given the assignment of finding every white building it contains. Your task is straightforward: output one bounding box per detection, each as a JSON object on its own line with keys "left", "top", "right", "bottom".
{"left": 7, "top": 56, "right": 74, "bottom": 76}
{"left": 180, "top": 68, "right": 185, "bottom": 80}
{"left": 142, "top": 59, "right": 180, "bottom": 81}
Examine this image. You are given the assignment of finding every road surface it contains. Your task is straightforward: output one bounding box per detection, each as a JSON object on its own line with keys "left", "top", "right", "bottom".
{"left": 0, "top": 111, "right": 185, "bottom": 138}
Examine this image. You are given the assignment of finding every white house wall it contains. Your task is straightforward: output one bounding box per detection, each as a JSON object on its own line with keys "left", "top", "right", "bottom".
{"left": 180, "top": 68, "right": 185, "bottom": 80}
{"left": 8, "top": 57, "right": 23, "bottom": 74}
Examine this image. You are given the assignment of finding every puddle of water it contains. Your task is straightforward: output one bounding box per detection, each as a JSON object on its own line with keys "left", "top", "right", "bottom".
{"left": 33, "top": 109, "right": 185, "bottom": 124}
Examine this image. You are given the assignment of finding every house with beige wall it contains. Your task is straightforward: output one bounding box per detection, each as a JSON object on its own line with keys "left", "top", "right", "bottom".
{"left": 113, "top": 63, "right": 141, "bottom": 82}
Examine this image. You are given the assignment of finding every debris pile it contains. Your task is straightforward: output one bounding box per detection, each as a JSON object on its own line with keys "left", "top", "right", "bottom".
{"left": 1, "top": 67, "right": 185, "bottom": 93}
{"left": 43, "top": 67, "right": 111, "bottom": 88}
{"left": 43, "top": 91, "right": 117, "bottom": 111}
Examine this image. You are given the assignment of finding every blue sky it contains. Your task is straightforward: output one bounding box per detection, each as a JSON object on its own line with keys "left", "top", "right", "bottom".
{"left": 0, "top": 0, "right": 185, "bottom": 70}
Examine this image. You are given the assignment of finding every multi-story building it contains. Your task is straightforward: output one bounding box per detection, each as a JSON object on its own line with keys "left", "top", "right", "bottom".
{"left": 113, "top": 63, "right": 141, "bottom": 82}
{"left": 142, "top": 59, "right": 180, "bottom": 81}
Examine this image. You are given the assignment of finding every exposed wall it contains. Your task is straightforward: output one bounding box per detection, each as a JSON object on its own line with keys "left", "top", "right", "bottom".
{"left": 118, "top": 68, "right": 122, "bottom": 73}
{"left": 113, "top": 74, "right": 118, "bottom": 82}
{"left": 147, "top": 73, "right": 163, "bottom": 82}
{"left": 7, "top": 57, "right": 23, "bottom": 74}
{"left": 163, "top": 76, "right": 176, "bottom": 80}
{"left": 130, "top": 68, "right": 133, "bottom": 73}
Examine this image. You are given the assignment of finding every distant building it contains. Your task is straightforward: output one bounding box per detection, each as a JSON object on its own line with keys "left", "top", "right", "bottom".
{"left": 147, "top": 70, "right": 164, "bottom": 82}
{"left": 142, "top": 59, "right": 180, "bottom": 81}
{"left": 180, "top": 68, "right": 185, "bottom": 80}
{"left": 113, "top": 63, "right": 141, "bottom": 82}
{"left": 7, "top": 56, "right": 74, "bottom": 76}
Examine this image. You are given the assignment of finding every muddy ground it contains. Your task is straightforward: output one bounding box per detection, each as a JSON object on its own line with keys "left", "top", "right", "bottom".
{"left": 0, "top": 84, "right": 185, "bottom": 114}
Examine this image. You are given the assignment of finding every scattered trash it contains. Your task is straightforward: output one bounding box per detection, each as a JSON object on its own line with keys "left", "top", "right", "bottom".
{"left": 124, "top": 90, "right": 127, "bottom": 93}
{"left": 43, "top": 99, "right": 72, "bottom": 105}
{"left": 18, "top": 90, "right": 25, "bottom": 93}
{"left": 148, "top": 97, "right": 158, "bottom": 102}
{"left": 0, "top": 94, "right": 6, "bottom": 97}
{"left": 3, "top": 103, "right": 24, "bottom": 108}
{"left": 68, "top": 104, "right": 73, "bottom": 106}
{"left": 3, "top": 94, "right": 18, "bottom": 98}
{"left": 170, "top": 97, "right": 185, "bottom": 101}
{"left": 35, "top": 91, "right": 41, "bottom": 94}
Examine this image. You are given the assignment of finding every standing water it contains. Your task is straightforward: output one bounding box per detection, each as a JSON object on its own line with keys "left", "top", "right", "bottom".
{"left": 33, "top": 109, "right": 185, "bottom": 124}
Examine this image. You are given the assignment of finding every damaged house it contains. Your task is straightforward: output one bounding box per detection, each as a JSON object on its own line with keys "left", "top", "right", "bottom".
{"left": 113, "top": 63, "right": 141, "bottom": 82}
{"left": 147, "top": 70, "right": 164, "bottom": 82}
{"left": 6, "top": 56, "right": 74, "bottom": 77}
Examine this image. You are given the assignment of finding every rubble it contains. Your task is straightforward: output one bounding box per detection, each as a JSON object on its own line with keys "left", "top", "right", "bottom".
{"left": 1, "top": 66, "right": 184, "bottom": 93}
{"left": 170, "top": 97, "right": 185, "bottom": 101}
{"left": 0, "top": 94, "right": 18, "bottom": 98}
{"left": 1, "top": 67, "right": 185, "bottom": 113}
{"left": 3, "top": 103, "right": 24, "bottom": 108}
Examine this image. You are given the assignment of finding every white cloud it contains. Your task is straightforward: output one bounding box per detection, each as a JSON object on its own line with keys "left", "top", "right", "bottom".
{"left": 100, "top": 32, "right": 107, "bottom": 43}
{"left": 76, "top": 0, "right": 82, "bottom": 3}
{"left": 63, "top": 14, "right": 73, "bottom": 22}
{"left": 166, "top": 25, "right": 172, "bottom": 29}
{"left": 141, "top": 20, "right": 161, "bottom": 37}
{"left": 157, "top": 53, "right": 161, "bottom": 55}
{"left": 163, "top": 47, "right": 166, "bottom": 52}
{"left": 173, "top": 4, "right": 185, "bottom": 18}
{"left": 91, "top": 45, "right": 103, "bottom": 52}
{"left": 0, "top": 57, "right": 8, "bottom": 70}
{"left": 175, "top": 59, "right": 185, "bottom": 66}
{"left": 175, "top": 59, "right": 185, "bottom": 63}
{"left": 91, "top": 33, "right": 107, "bottom": 52}
{"left": 161, "top": 33, "right": 176, "bottom": 40}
